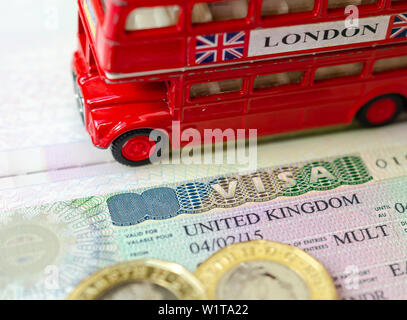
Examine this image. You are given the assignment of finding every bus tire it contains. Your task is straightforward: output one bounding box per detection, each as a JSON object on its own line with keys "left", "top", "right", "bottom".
{"left": 356, "top": 94, "right": 404, "bottom": 127}
{"left": 111, "top": 129, "right": 167, "bottom": 166}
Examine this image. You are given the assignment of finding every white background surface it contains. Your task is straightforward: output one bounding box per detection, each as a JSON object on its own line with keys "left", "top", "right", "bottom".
{"left": 0, "top": 1, "right": 113, "bottom": 176}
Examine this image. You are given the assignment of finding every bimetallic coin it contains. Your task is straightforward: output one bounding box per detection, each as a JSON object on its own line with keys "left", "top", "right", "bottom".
{"left": 194, "top": 240, "right": 337, "bottom": 300}
{"left": 68, "top": 259, "right": 207, "bottom": 300}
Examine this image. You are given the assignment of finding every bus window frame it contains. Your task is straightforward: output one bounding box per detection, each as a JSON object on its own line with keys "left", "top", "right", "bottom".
{"left": 120, "top": 2, "right": 186, "bottom": 38}
{"left": 188, "top": 0, "right": 255, "bottom": 34}
{"left": 250, "top": 69, "right": 310, "bottom": 96}
{"left": 325, "top": 0, "right": 385, "bottom": 18}
{"left": 311, "top": 60, "right": 368, "bottom": 86}
{"left": 185, "top": 76, "right": 249, "bottom": 104}
{"left": 258, "top": 0, "right": 321, "bottom": 27}
{"left": 371, "top": 53, "right": 407, "bottom": 78}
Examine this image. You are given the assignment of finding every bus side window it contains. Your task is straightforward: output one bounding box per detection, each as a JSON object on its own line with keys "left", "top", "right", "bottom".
{"left": 125, "top": 5, "right": 180, "bottom": 31}
{"left": 314, "top": 62, "right": 364, "bottom": 82}
{"left": 190, "top": 79, "right": 243, "bottom": 99}
{"left": 253, "top": 71, "right": 304, "bottom": 90}
{"left": 327, "top": 0, "right": 377, "bottom": 10}
{"left": 392, "top": 0, "right": 407, "bottom": 4}
{"left": 373, "top": 56, "right": 407, "bottom": 74}
{"left": 192, "top": 0, "right": 248, "bottom": 24}
{"left": 261, "top": 0, "right": 314, "bottom": 17}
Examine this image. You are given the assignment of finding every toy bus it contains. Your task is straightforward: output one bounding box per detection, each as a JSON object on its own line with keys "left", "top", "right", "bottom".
{"left": 73, "top": 0, "right": 407, "bottom": 165}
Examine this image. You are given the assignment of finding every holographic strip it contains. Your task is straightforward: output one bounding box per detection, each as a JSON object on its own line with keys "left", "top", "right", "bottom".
{"left": 106, "top": 155, "right": 373, "bottom": 226}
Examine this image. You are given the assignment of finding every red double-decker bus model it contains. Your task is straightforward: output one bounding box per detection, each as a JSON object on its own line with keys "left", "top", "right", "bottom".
{"left": 73, "top": 0, "right": 407, "bottom": 165}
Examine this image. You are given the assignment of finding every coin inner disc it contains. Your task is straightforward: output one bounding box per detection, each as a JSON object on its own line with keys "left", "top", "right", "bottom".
{"left": 215, "top": 260, "right": 311, "bottom": 300}
{"left": 100, "top": 281, "right": 178, "bottom": 300}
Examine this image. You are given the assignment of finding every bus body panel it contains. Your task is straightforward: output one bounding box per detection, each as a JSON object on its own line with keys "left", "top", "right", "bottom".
{"left": 246, "top": 91, "right": 305, "bottom": 135}
{"left": 73, "top": 49, "right": 173, "bottom": 149}
{"left": 182, "top": 100, "right": 246, "bottom": 135}
{"left": 303, "top": 82, "right": 367, "bottom": 128}
{"left": 100, "top": 38, "right": 187, "bottom": 75}
{"left": 87, "top": 102, "right": 173, "bottom": 148}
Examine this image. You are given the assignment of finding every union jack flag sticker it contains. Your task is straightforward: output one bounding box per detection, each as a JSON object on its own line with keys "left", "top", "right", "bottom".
{"left": 194, "top": 31, "right": 246, "bottom": 65}
{"left": 389, "top": 13, "right": 407, "bottom": 39}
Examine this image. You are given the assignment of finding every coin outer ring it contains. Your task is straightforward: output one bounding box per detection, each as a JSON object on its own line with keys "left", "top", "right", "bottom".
{"left": 194, "top": 240, "right": 338, "bottom": 300}
{"left": 68, "top": 259, "right": 207, "bottom": 300}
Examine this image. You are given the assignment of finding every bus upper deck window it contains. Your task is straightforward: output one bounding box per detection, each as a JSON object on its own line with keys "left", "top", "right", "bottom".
{"left": 190, "top": 79, "right": 243, "bottom": 99}
{"left": 261, "top": 0, "right": 314, "bottom": 17}
{"left": 125, "top": 5, "right": 180, "bottom": 31}
{"left": 327, "top": 0, "right": 377, "bottom": 10}
{"left": 192, "top": 0, "right": 248, "bottom": 24}
{"left": 253, "top": 71, "right": 304, "bottom": 90}
{"left": 314, "top": 62, "right": 364, "bottom": 82}
{"left": 373, "top": 56, "right": 407, "bottom": 74}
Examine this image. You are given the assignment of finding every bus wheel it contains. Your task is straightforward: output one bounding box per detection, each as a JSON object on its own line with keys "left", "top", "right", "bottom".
{"left": 111, "top": 129, "right": 163, "bottom": 166}
{"left": 356, "top": 95, "right": 404, "bottom": 127}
